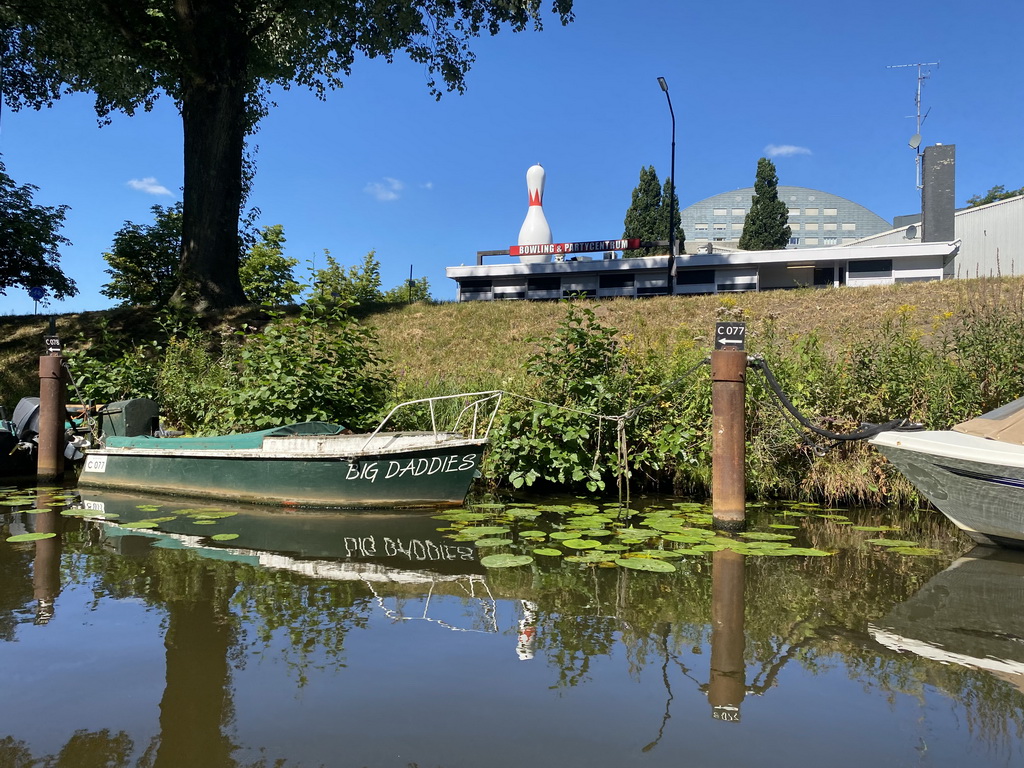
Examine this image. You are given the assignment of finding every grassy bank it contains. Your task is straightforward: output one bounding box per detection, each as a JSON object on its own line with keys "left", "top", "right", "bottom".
{"left": 3, "top": 276, "right": 1024, "bottom": 506}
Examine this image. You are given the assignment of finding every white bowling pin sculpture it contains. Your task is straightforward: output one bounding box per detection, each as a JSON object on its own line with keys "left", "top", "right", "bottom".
{"left": 517, "top": 164, "right": 553, "bottom": 263}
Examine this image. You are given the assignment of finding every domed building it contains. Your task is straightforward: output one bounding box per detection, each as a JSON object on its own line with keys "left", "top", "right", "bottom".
{"left": 680, "top": 186, "right": 892, "bottom": 252}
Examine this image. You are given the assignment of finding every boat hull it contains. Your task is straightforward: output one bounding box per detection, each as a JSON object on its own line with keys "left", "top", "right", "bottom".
{"left": 78, "top": 440, "right": 486, "bottom": 509}
{"left": 871, "top": 430, "right": 1024, "bottom": 548}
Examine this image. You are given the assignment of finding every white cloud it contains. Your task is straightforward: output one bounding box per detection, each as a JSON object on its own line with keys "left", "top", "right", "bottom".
{"left": 365, "top": 177, "right": 405, "bottom": 201}
{"left": 764, "top": 144, "right": 812, "bottom": 158}
{"left": 126, "top": 177, "right": 173, "bottom": 195}
{"left": 421, "top": 181, "right": 434, "bottom": 191}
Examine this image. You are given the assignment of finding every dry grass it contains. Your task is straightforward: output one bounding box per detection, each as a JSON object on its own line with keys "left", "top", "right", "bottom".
{"left": 370, "top": 277, "right": 1020, "bottom": 385}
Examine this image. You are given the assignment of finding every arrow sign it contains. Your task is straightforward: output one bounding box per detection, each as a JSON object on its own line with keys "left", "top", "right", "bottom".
{"left": 714, "top": 322, "right": 746, "bottom": 351}
{"left": 44, "top": 335, "right": 62, "bottom": 355}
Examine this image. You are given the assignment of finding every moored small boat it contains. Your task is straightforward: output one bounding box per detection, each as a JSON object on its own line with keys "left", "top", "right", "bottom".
{"left": 78, "top": 391, "right": 503, "bottom": 509}
{"left": 870, "top": 397, "right": 1024, "bottom": 548}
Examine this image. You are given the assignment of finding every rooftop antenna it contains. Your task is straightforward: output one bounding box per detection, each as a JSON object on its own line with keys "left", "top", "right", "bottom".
{"left": 887, "top": 61, "right": 939, "bottom": 190}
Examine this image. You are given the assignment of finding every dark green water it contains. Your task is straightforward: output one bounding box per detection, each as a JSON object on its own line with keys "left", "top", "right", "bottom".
{"left": 3, "top": 485, "right": 1024, "bottom": 768}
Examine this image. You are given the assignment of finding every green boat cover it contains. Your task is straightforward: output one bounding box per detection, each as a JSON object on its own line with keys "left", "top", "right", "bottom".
{"left": 104, "top": 422, "right": 347, "bottom": 451}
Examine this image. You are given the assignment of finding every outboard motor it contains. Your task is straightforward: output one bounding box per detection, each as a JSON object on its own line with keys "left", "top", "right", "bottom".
{"left": 12, "top": 397, "right": 41, "bottom": 442}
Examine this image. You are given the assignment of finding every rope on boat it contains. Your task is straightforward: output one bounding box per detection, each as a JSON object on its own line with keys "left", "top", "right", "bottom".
{"left": 749, "top": 356, "right": 924, "bottom": 444}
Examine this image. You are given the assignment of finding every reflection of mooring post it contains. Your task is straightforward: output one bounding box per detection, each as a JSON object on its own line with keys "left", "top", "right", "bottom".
{"left": 32, "top": 498, "right": 62, "bottom": 625}
{"left": 711, "top": 321, "right": 747, "bottom": 531}
{"left": 37, "top": 322, "right": 66, "bottom": 480}
{"left": 708, "top": 548, "right": 746, "bottom": 721}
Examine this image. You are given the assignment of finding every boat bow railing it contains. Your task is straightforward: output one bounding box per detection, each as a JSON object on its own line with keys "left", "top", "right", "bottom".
{"left": 360, "top": 391, "right": 504, "bottom": 451}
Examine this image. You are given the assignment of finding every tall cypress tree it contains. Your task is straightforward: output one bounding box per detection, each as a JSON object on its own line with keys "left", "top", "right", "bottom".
{"left": 623, "top": 166, "right": 683, "bottom": 257}
{"left": 738, "top": 158, "right": 791, "bottom": 250}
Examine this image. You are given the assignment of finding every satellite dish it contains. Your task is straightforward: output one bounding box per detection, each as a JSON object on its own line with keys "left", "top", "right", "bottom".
{"left": 908, "top": 134, "right": 922, "bottom": 149}
{"left": 905, "top": 224, "right": 918, "bottom": 240}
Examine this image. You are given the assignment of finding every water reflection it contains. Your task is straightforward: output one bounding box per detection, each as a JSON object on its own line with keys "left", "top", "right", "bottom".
{"left": 2, "top": 488, "right": 1024, "bottom": 767}
{"left": 871, "top": 546, "right": 1024, "bottom": 689}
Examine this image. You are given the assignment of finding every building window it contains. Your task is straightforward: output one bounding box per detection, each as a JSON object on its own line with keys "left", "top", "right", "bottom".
{"left": 731, "top": 222, "right": 743, "bottom": 230}
{"left": 713, "top": 208, "right": 728, "bottom": 216}
{"left": 841, "top": 223, "right": 856, "bottom": 231}
{"left": 849, "top": 259, "right": 893, "bottom": 274}
{"left": 713, "top": 223, "right": 727, "bottom": 231}
{"left": 824, "top": 208, "right": 838, "bottom": 216}
{"left": 788, "top": 208, "right": 800, "bottom": 216}
{"left": 823, "top": 236, "right": 838, "bottom": 245}
{"left": 599, "top": 274, "right": 634, "bottom": 289}
{"left": 805, "top": 208, "right": 819, "bottom": 216}
{"left": 461, "top": 280, "right": 492, "bottom": 294}
{"left": 841, "top": 237, "right": 856, "bottom": 244}
{"left": 527, "top": 277, "right": 561, "bottom": 292}
{"left": 805, "top": 222, "right": 819, "bottom": 231}
{"left": 732, "top": 208, "right": 745, "bottom": 216}
{"left": 695, "top": 223, "right": 709, "bottom": 231}
{"left": 824, "top": 222, "right": 837, "bottom": 231}
{"left": 790, "top": 222, "right": 800, "bottom": 231}
{"left": 789, "top": 237, "right": 800, "bottom": 245}
{"left": 804, "top": 237, "right": 819, "bottom": 245}
{"left": 677, "top": 269, "right": 716, "bottom": 285}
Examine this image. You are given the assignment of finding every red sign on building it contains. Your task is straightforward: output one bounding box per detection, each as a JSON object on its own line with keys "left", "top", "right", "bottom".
{"left": 509, "top": 239, "right": 641, "bottom": 257}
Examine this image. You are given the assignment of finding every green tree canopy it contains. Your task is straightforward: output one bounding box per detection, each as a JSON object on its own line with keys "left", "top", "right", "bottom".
{"left": 0, "top": 1, "right": 575, "bottom": 312}
{"left": 101, "top": 205, "right": 297, "bottom": 306}
{"left": 238, "top": 224, "right": 300, "bottom": 305}
{"left": 622, "top": 165, "right": 683, "bottom": 257}
{"left": 966, "top": 184, "right": 1024, "bottom": 207}
{"left": 382, "top": 276, "right": 431, "bottom": 304}
{"left": 0, "top": 158, "right": 77, "bottom": 302}
{"left": 738, "top": 157, "right": 791, "bottom": 251}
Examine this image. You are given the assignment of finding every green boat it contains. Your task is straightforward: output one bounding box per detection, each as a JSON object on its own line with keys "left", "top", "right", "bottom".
{"left": 78, "top": 391, "right": 503, "bottom": 509}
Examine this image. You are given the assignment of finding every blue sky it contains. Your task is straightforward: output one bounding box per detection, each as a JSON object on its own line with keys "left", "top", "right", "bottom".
{"left": 2, "top": 0, "right": 1022, "bottom": 315}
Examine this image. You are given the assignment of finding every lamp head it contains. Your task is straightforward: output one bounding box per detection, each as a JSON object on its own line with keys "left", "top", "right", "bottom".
{"left": 657, "top": 77, "right": 668, "bottom": 92}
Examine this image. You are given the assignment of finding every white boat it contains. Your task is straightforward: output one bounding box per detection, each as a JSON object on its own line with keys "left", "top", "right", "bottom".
{"left": 870, "top": 398, "right": 1024, "bottom": 548}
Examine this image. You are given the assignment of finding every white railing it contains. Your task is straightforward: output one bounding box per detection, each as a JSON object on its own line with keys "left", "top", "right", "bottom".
{"left": 360, "top": 391, "right": 504, "bottom": 450}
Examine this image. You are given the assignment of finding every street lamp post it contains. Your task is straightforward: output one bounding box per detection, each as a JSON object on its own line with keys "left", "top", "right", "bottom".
{"left": 657, "top": 76, "right": 676, "bottom": 292}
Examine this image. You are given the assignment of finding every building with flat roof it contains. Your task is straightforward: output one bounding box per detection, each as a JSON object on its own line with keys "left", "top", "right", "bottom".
{"left": 446, "top": 240, "right": 960, "bottom": 301}
{"left": 680, "top": 186, "right": 892, "bottom": 252}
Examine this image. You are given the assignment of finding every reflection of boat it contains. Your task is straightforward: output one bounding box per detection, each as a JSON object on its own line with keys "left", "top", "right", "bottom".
{"left": 79, "top": 392, "right": 502, "bottom": 508}
{"left": 76, "top": 489, "right": 485, "bottom": 580}
{"left": 870, "top": 398, "right": 1024, "bottom": 547}
{"left": 869, "top": 546, "right": 1024, "bottom": 688}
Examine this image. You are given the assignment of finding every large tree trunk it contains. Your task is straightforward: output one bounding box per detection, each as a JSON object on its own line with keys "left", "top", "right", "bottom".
{"left": 170, "top": 3, "right": 250, "bottom": 312}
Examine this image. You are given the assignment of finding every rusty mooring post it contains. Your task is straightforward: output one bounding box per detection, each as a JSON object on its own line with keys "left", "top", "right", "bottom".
{"left": 711, "top": 321, "right": 747, "bottom": 530}
{"left": 37, "top": 325, "right": 66, "bottom": 480}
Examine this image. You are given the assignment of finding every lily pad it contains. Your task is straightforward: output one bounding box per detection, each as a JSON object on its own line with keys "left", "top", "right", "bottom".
{"left": 615, "top": 557, "right": 677, "bottom": 572}
{"left": 785, "top": 548, "right": 834, "bottom": 557}
{"left": 210, "top": 533, "right": 239, "bottom": 541}
{"left": 518, "top": 530, "right": 547, "bottom": 539}
{"left": 192, "top": 520, "right": 218, "bottom": 525}
{"left": 6, "top": 532, "right": 57, "bottom": 542}
{"left": 473, "top": 537, "right": 511, "bottom": 547}
{"left": 851, "top": 525, "right": 900, "bottom": 532}
{"left": 122, "top": 520, "right": 160, "bottom": 529}
{"left": 864, "top": 539, "right": 921, "bottom": 548}
{"left": 480, "top": 553, "right": 533, "bottom": 568}
{"left": 532, "top": 547, "right": 563, "bottom": 557}
{"left": 505, "top": 508, "right": 542, "bottom": 519}
{"left": 562, "top": 539, "right": 601, "bottom": 550}
{"left": 738, "top": 532, "right": 796, "bottom": 541}
{"left": 890, "top": 547, "right": 944, "bottom": 556}
{"left": 768, "top": 523, "right": 800, "bottom": 529}
{"left": 458, "top": 526, "right": 511, "bottom": 536}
